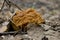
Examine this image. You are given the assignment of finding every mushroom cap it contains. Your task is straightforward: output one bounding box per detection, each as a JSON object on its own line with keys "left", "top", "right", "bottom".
{"left": 12, "top": 8, "right": 44, "bottom": 30}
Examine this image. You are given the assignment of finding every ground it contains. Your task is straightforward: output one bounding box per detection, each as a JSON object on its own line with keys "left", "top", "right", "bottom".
{"left": 0, "top": 0, "right": 60, "bottom": 40}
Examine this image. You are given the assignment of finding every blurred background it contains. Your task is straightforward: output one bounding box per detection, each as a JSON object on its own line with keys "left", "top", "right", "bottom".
{"left": 0, "top": 0, "right": 60, "bottom": 40}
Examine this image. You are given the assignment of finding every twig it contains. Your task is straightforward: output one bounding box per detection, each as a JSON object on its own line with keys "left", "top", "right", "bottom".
{"left": 8, "top": 0, "right": 23, "bottom": 11}
{"left": 9, "top": 19, "right": 17, "bottom": 26}
{"left": 0, "top": 0, "right": 6, "bottom": 11}
{"left": 0, "top": 31, "right": 27, "bottom": 36}
{"left": 5, "top": 0, "right": 11, "bottom": 10}
{"left": 0, "top": 0, "right": 23, "bottom": 11}
{"left": 13, "top": 29, "right": 27, "bottom": 36}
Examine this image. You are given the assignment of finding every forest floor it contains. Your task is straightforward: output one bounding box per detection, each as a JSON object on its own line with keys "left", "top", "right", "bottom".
{"left": 0, "top": 0, "right": 60, "bottom": 40}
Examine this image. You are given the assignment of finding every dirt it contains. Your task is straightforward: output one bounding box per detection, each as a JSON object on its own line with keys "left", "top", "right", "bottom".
{"left": 0, "top": 0, "right": 60, "bottom": 40}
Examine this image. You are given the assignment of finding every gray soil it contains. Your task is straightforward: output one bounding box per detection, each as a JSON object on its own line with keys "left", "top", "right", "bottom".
{"left": 0, "top": 0, "right": 60, "bottom": 40}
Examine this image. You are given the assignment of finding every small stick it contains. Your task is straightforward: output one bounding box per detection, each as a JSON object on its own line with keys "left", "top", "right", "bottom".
{"left": 13, "top": 29, "right": 27, "bottom": 36}
{"left": 0, "top": 0, "right": 23, "bottom": 11}
{"left": 8, "top": 1, "right": 23, "bottom": 11}
{"left": 5, "top": 0, "right": 11, "bottom": 10}
{"left": 6, "top": 0, "right": 23, "bottom": 11}
{"left": 0, "top": 31, "right": 27, "bottom": 36}
{"left": 0, "top": 0, "right": 6, "bottom": 11}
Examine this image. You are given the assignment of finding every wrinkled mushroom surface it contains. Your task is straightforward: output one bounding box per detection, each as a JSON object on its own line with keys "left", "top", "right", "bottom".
{"left": 12, "top": 8, "right": 44, "bottom": 30}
